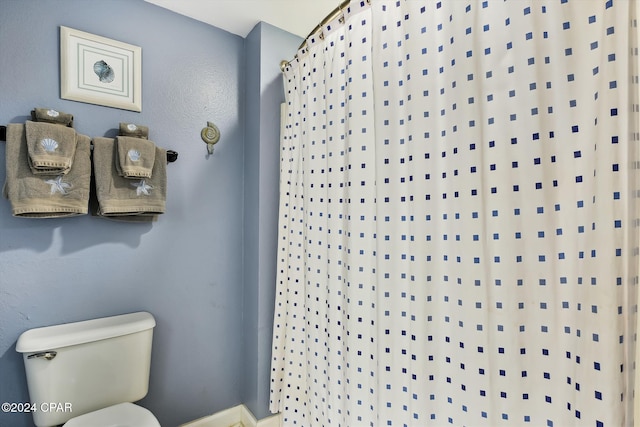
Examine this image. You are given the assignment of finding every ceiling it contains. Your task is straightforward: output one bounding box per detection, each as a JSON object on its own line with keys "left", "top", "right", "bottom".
{"left": 145, "top": 0, "right": 340, "bottom": 39}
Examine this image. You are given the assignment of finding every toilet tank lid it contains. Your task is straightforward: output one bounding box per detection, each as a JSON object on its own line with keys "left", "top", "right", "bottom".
{"left": 16, "top": 312, "right": 156, "bottom": 353}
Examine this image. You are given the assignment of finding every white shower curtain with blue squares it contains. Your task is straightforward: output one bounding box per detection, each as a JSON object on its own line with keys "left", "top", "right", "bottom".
{"left": 270, "top": 1, "right": 640, "bottom": 426}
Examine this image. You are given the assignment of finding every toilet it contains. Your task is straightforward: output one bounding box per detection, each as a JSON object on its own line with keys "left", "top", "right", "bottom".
{"left": 16, "top": 311, "right": 161, "bottom": 427}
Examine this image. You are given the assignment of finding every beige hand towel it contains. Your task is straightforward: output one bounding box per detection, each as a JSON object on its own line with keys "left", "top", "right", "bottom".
{"left": 33, "top": 108, "right": 74, "bottom": 127}
{"left": 119, "top": 122, "right": 149, "bottom": 139}
{"left": 3, "top": 124, "right": 90, "bottom": 218}
{"left": 93, "top": 137, "right": 166, "bottom": 218}
{"left": 25, "top": 120, "right": 77, "bottom": 174}
{"left": 115, "top": 136, "right": 156, "bottom": 179}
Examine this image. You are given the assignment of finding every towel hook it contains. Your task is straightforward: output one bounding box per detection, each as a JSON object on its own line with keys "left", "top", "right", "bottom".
{"left": 201, "top": 121, "right": 220, "bottom": 155}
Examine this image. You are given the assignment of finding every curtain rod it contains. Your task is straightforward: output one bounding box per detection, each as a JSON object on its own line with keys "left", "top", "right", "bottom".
{"left": 280, "top": 0, "right": 352, "bottom": 72}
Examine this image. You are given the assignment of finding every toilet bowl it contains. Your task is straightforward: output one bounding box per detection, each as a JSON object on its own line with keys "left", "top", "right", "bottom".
{"left": 16, "top": 312, "right": 160, "bottom": 427}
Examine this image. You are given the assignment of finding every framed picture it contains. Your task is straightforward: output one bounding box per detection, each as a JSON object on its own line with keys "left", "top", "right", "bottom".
{"left": 60, "top": 26, "right": 142, "bottom": 112}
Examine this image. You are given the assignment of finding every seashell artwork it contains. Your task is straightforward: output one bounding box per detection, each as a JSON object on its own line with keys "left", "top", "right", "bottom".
{"left": 47, "top": 109, "right": 60, "bottom": 117}
{"left": 40, "top": 138, "right": 59, "bottom": 152}
{"left": 127, "top": 124, "right": 138, "bottom": 131}
{"left": 128, "top": 149, "right": 141, "bottom": 162}
{"left": 93, "top": 60, "right": 115, "bottom": 83}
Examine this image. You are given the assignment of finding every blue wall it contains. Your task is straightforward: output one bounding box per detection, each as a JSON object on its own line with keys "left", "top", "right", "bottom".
{"left": 0, "top": 1, "right": 251, "bottom": 426}
{"left": 243, "top": 22, "right": 302, "bottom": 420}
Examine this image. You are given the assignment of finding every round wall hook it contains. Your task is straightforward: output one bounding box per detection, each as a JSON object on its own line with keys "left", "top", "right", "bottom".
{"left": 201, "top": 121, "right": 220, "bottom": 155}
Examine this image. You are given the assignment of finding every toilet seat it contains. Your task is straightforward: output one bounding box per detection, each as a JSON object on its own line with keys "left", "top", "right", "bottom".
{"left": 63, "top": 402, "right": 160, "bottom": 427}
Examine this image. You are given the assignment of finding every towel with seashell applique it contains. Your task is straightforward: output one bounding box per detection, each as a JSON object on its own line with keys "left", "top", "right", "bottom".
{"left": 25, "top": 120, "right": 78, "bottom": 175}
{"left": 3, "top": 123, "right": 91, "bottom": 218}
{"left": 119, "top": 122, "right": 149, "bottom": 139}
{"left": 92, "top": 137, "right": 166, "bottom": 219}
{"left": 33, "top": 107, "right": 74, "bottom": 127}
{"left": 115, "top": 135, "right": 157, "bottom": 179}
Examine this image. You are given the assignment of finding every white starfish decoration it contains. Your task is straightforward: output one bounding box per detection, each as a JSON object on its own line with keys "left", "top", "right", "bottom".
{"left": 45, "top": 176, "right": 71, "bottom": 195}
{"left": 131, "top": 179, "right": 153, "bottom": 196}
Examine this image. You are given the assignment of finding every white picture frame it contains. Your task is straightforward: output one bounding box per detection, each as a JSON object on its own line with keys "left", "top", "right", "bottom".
{"left": 60, "top": 26, "right": 142, "bottom": 112}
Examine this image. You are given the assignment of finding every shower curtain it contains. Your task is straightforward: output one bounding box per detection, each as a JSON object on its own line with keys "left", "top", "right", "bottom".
{"left": 270, "top": 1, "right": 639, "bottom": 426}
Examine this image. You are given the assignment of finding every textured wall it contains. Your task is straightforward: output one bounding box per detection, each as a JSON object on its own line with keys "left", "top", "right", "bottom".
{"left": 0, "top": 1, "right": 245, "bottom": 426}
{"left": 242, "top": 22, "right": 302, "bottom": 420}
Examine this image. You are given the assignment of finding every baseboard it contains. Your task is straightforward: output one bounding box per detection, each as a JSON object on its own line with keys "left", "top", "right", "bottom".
{"left": 180, "top": 404, "right": 281, "bottom": 427}
{"left": 254, "top": 411, "right": 281, "bottom": 427}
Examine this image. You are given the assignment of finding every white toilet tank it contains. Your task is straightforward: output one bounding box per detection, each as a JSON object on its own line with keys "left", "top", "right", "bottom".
{"left": 16, "top": 312, "right": 156, "bottom": 427}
